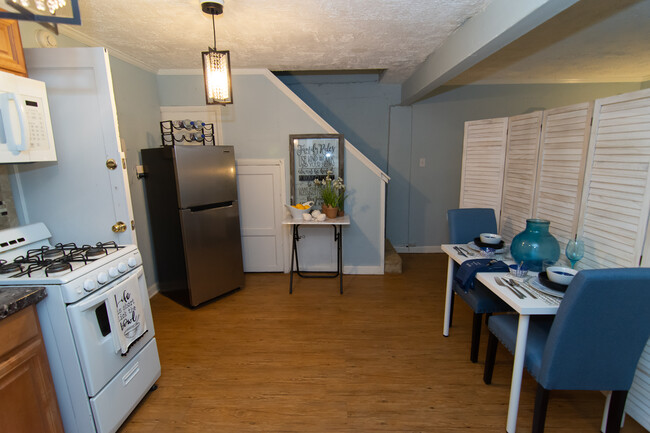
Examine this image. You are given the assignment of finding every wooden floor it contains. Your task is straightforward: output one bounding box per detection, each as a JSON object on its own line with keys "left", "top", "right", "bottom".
{"left": 119, "top": 254, "right": 647, "bottom": 433}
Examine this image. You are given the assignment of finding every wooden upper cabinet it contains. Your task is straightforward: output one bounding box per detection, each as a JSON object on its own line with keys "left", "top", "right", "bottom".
{"left": 0, "top": 12, "right": 27, "bottom": 77}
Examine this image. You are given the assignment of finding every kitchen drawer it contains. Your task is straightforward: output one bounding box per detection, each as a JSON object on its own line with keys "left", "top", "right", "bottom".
{"left": 90, "top": 338, "right": 161, "bottom": 433}
{"left": 0, "top": 305, "right": 39, "bottom": 359}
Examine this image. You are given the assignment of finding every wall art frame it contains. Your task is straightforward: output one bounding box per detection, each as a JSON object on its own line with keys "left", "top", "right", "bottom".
{"left": 289, "top": 133, "right": 344, "bottom": 206}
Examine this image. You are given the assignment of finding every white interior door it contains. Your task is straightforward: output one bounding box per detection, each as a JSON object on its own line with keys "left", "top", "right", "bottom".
{"left": 236, "top": 160, "right": 285, "bottom": 272}
{"left": 10, "top": 47, "right": 135, "bottom": 245}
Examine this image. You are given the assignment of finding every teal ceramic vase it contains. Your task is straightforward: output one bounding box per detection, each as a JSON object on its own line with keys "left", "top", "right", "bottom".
{"left": 510, "top": 219, "right": 560, "bottom": 272}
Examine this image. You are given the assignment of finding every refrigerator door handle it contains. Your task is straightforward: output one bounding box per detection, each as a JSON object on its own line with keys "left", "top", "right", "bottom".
{"left": 189, "top": 201, "right": 234, "bottom": 212}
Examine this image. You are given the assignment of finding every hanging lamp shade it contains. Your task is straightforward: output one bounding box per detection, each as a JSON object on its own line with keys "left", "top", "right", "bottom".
{"left": 201, "top": 1, "right": 232, "bottom": 106}
{"left": 202, "top": 47, "right": 233, "bottom": 105}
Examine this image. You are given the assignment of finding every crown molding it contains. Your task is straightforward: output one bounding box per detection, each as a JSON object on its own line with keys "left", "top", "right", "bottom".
{"left": 59, "top": 26, "right": 157, "bottom": 73}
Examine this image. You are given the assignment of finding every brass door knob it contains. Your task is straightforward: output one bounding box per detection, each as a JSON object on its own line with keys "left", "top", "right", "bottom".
{"left": 112, "top": 221, "right": 127, "bottom": 233}
{"left": 106, "top": 159, "right": 118, "bottom": 170}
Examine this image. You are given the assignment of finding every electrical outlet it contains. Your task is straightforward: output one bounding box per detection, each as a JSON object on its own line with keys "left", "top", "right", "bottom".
{"left": 419, "top": 158, "right": 425, "bottom": 167}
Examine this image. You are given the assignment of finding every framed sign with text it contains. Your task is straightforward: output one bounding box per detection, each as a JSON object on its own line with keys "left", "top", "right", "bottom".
{"left": 289, "top": 134, "right": 344, "bottom": 205}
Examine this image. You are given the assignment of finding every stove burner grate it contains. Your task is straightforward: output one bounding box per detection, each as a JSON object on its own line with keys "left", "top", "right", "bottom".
{"left": 85, "top": 241, "right": 121, "bottom": 259}
{"left": 5, "top": 241, "right": 125, "bottom": 278}
{"left": 45, "top": 261, "right": 73, "bottom": 276}
{"left": 0, "top": 260, "right": 23, "bottom": 275}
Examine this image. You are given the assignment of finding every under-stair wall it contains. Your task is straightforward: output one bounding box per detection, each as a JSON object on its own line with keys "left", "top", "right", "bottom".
{"left": 157, "top": 69, "right": 389, "bottom": 274}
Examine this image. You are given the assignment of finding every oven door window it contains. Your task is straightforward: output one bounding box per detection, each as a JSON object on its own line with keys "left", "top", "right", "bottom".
{"left": 95, "top": 302, "right": 111, "bottom": 337}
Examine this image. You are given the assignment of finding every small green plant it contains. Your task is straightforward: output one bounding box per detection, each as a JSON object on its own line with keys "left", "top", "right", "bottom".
{"left": 314, "top": 170, "right": 348, "bottom": 209}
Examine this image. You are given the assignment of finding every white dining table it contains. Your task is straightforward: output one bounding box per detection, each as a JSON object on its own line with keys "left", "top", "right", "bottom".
{"left": 441, "top": 244, "right": 560, "bottom": 433}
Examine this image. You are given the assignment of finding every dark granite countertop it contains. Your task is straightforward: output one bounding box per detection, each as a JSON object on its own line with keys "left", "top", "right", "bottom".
{"left": 0, "top": 286, "right": 47, "bottom": 320}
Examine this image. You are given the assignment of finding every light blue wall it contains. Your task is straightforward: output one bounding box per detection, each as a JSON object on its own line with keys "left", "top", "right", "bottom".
{"left": 157, "top": 72, "right": 385, "bottom": 269}
{"left": 157, "top": 74, "right": 205, "bottom": 106}
{"left": 399, "top": 82, "right": 642, "bottom": 249}
{"left": 276, "top": 74, "right": 401, "bottom": 173}
{"left": 386, "top": 106, "right": 412, "bottom": 247}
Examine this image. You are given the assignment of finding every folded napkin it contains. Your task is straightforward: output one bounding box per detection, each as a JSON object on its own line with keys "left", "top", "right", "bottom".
{"left": 454, "top": 259, "right": 509, "bottom": 292}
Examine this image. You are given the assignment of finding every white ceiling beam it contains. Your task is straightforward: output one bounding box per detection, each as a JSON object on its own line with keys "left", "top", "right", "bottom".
{"left": 400, "top": 0, "right": 581, "bottom": 105}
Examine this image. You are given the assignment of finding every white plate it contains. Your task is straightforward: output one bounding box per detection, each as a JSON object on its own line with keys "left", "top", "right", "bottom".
{"left": 529, "top": 278, "right": 565, "bottom": 298}
{"left": 467, "top": 241, "right": 508, "bottom": 254}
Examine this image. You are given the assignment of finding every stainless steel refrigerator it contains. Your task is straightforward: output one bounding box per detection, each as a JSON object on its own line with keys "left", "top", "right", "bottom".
{"left": 142, "top": 144, "right": 244, "bottom": 307}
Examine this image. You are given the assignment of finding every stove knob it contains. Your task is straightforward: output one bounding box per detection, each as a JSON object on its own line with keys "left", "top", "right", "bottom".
{"left": 83, "top": 279, "right": 96, "bottom": 292}
{"left": 118, "top": 262, "right": 128, "bottom": 273}
{"left": 97, "top": 272, "right": 108, "bottom": 284}
{"left": 109, "top": 267, "right": 119, "bottom": 278}
{"left": 127, "top": 257, "right": 137, "bottom": 268}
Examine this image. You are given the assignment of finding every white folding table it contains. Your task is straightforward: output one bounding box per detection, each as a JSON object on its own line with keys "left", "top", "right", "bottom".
{"left": 283, "top": 215, "right": 350, "bottom": 294}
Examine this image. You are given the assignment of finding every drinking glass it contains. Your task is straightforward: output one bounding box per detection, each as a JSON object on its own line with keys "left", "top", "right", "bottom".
{"left": 565, "top": 238, "right": 585, "bottom": 269}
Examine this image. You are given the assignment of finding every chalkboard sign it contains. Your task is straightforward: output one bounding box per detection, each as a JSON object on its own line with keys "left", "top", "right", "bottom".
{"left": 289, "top": 134, "right": 344, "bottom": 206}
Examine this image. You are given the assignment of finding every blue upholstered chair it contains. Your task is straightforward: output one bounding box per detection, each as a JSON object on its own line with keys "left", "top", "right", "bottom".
{"left": 483, "top": 268, "right": 650, "bottom": 433}
{"left": 447, "top": 208, "right": 512, "bottom": 362}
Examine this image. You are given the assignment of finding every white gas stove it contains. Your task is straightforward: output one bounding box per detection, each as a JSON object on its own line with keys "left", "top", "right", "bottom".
{"left": 0, "top": 224, "right": 142, "bottom": 304}
{"left": 0, "top": 223, "right": 160, "bottom": 433}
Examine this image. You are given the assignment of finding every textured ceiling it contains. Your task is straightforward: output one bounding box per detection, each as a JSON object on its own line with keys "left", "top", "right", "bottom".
{"left": 51, "top": 0, "right": 650, "bottom": 86}
{"left": 60, "top": 0, "right": 492, "bottom": 83}
{"left": 449, "top": 0, "right": 650, "bottom": 85}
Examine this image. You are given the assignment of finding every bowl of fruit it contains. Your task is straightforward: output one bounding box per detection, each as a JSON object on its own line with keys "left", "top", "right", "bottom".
{"left": 286, "top": 201, "right": 314, "bottom": 219}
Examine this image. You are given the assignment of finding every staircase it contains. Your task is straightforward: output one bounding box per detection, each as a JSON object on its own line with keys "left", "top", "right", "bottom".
{"left": 384, "top": 239, "right": 402, "bottom": 274}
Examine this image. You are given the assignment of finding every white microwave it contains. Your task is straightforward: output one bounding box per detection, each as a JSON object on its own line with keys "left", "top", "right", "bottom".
{"left": 0, "top": 70, "right": 56, "bottom": 163}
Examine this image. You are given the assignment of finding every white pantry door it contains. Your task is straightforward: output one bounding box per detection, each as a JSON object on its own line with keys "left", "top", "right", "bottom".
{"left": 12, "top": 47, "right": 135, "bottom": 245}
{"left": 236, "top": 160, "right": 285, "bottom": 272}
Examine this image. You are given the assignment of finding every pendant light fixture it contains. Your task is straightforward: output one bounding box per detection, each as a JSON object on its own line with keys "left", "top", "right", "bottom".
{"left": 201, "top": 0, "right": 233, "bottom": 105}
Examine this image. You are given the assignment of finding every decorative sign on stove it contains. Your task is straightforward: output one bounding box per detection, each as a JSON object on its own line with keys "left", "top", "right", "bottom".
{"left": 289, "top": 134, "right": 344, "bottom": 206}
{"left": 107, "top": 279, "right": 148, "bottom": 356}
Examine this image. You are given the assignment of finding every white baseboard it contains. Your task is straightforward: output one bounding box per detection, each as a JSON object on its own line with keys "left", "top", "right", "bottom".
{"left": 147, "top": 282, "right": 159, "bottom": 299}
{"left": 343, "top": 265, "right": 383, "bottom": 275}
{"left": 283, "top": 265, "right": 383, "bottom": 275}
{"left": 394, "top": 245, "right": 442, "bottom": 253}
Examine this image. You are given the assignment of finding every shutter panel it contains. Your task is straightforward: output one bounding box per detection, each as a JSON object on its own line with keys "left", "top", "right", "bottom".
{"left": 459, "top": 118, "right": 508, "bottom": 222}
{"left": 533, "top": 102, "right": 594, "bottom": 261}
{"left": 577, "top": 88, "right": 650, "bottom": 270}
{"left": 578, "top": 89, "right": 650, "bottom": 431}
{"left": 499, "top": 111, "right": 543, "bottom": 242}
{"left": 627, "top": 339, "right": 650, "bottom": 431}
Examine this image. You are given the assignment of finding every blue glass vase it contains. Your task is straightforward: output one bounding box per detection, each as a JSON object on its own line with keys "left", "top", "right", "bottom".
{"left": 510, "top": 219, "right": 560, "bottom": 272}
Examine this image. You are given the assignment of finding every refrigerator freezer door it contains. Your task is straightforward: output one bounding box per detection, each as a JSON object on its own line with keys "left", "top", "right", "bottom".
{"left": 173, "top": 145, "right": 237, "bottom": 209}
{"left": 179, "top": 203, "right": 245, "bottom": 306}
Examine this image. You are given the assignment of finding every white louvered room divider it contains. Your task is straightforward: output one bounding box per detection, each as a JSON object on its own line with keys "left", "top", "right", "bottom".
{"left": 533, "top": 102, "right": 594, "bottom": 262}
{"left": 458, "top": 89, "right": 650, "bottom": 430}
{"left": 499, "top": 111, "right": 543, "bottom": 243}
{"left": 577, "top": 89, "right": 650, "bottom": 270}
{"left": 578, "top": 89, "right": 650, "bottom": 432}
{"left": 628, "top": 339, "right": 650, "bottom": 432}
{"left": 459, "top": 117, "right": 508, "bottom": 224}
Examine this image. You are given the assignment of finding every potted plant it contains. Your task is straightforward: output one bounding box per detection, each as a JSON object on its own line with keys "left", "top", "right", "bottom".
{"left": 314, "top": 170, "right": 348, "bottom": 219}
